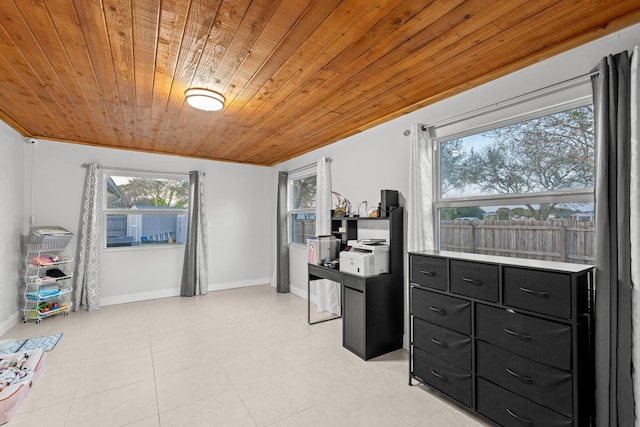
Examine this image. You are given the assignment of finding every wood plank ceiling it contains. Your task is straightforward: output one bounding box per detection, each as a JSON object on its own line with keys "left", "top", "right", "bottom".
{"left": 0, "top": 1, "right": 639, "bottom": 166}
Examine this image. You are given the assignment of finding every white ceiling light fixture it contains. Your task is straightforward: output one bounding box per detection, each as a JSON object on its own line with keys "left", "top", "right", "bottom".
{"left": 185, "top": 88, "right": 225, "bottom": 111}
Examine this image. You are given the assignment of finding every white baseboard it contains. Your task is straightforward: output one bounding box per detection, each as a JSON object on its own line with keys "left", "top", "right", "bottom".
{"left": 0, "top": 312, "right": 20, "bottom": 337}
{"left": 207, "top": 277, "right": 271, "bottom": 292}
{"left": 100, "top": 277, "right": 272, "bottom": 306}
{"left": 290, "top": 283, "right": 309, "bottom": 301}
{"left": 101, "top": 288, "right": 181, "bottom": 306}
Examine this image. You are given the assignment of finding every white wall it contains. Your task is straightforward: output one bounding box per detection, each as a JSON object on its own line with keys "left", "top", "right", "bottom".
{"left": 0, "top": 122, "right": 26, "bottom": 334}
{"left": 277, "top": 22, "right": 640, "bottom": 340}
{"left": 24, "top": 140, "right": 273, "bottom": 306}
{"left": 281, "top": 119, "right": 412, "bottom": 300}
{"left": 0, "top": 126, "right": 274, "bottom": 333}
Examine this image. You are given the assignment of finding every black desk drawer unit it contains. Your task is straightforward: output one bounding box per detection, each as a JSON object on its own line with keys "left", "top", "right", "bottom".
{"left": 408, "top": 251, "right": 594, "bottom": 427}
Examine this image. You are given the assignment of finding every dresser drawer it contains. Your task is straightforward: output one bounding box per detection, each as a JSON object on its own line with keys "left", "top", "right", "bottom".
{"left": 477, "top": 341, "right": 573, "bottom": 416}
{"left": 413, "top": 317, "right": 471, "bottom": 371}
{"left": 504, "top": 267, "right": 572, "bottom": 318}
{"left": 476, "top": 304, "right": 572, "bottom": 370}
{"left": 477, "top": 378, "right": 573, "bottom": 427}
{"left": 450, "top": 260, "right": 499, "bottom": 302}
{"left": 410, "top": 255, "right": 447, "bottom": 290}
{"left": 413, "top": 347, "right": 472, "bottom": 407}
{"left": 411, "top": 287, "right": 471, "bottom": 335}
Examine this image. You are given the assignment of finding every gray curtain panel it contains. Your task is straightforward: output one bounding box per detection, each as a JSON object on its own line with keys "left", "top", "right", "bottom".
{"left": 592, "top": 51, "right": 634, "bottom": 426}
{"left": 181, "top": 171, "right": 208, "bottom": 297}
{"left": 276, "top": 171, "right": 290, "bottom": 293}
{"left": 75, "top": 162, "right": 103, "bottom": 311}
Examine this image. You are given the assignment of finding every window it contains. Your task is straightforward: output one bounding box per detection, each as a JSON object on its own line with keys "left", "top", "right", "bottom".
{"left": 104, "top": 172, "right": 189, "bottom": 248}
{"left": 289, "top": 171, "right": 316, "bottom": 245}
{"left": 435, "top": 103, "right": 595, "bottom": 264}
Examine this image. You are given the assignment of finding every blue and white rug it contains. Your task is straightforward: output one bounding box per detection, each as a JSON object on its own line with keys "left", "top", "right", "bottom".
{"left": 5, "top": 333, "right": 63, "bottom": 353}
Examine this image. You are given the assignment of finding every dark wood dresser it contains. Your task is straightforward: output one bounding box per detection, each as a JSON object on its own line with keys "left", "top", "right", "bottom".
{"left": 409, "top": 250, "right": 594, "bottom": 426}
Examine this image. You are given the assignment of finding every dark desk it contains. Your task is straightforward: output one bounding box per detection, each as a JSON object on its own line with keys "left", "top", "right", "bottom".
{"left": 307, "top": 263, "right": 404, "bottom": 360}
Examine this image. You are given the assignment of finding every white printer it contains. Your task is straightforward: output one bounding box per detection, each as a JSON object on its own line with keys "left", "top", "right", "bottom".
{"left": 339, "top": 239, "right": 390, "bottom": 277}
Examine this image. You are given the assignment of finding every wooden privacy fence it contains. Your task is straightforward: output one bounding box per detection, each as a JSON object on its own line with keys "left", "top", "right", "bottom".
{"left": 440, "top": 219, "right": 595, "bottom": 264}
{"left": 106, "top": 214, "right": 127, "bottom": 237}
{"left": 293, "top": 219, "right": 316, "bottom": 244}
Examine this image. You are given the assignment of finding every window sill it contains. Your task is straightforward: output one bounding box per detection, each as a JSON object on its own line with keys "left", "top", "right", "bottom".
{"left": 103, "top": 244, "right": 185, "bottom": 252}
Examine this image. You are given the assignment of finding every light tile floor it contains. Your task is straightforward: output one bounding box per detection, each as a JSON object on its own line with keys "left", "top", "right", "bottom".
{"left": 1, "top": 285, "right": 490, "bottom": 426}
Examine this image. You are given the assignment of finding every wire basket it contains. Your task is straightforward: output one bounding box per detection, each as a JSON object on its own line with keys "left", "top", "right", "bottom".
{"left": 28, "top": 226, "right": 73, "bottom": 250}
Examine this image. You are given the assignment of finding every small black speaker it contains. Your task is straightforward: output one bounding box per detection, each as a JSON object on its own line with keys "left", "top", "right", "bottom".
{"left": 380, "top": 190, "right": 398, "bottom": 217}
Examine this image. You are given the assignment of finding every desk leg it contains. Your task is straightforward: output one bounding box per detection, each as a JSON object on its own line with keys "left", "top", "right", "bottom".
{"left": 308, "top": 276, "right": 342, "bottom": 325}
{"left": 307, "top": 276, "right": 311, "bottom": 325}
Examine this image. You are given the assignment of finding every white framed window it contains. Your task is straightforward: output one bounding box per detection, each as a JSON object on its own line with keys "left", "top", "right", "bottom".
{"left": 288, "top": 169, "right": 316, "bottom": 245}
{"left": 104, "top": 170, "right": 189, "bottom": 248}
{"left": 433, "top": 90, "right": 595, "bottom": 264}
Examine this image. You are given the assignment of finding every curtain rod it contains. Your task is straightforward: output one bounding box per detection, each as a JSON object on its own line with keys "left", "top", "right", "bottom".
{"left": 287, "top": 157, "right": 332, "bottom": 174}
{"left": 403, "top": 70, "right": 599, "bottom": 135}
{"left": 403, "top": 125, "right": 427, "bottom": 136}
{"left": 81, "top": 163, "right": 197, "bottom": 177}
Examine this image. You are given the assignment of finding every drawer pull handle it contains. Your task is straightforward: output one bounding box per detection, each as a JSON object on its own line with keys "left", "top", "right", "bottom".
{"left": 420, "top": 270, "right": 436, "bottom": 277}
{"left": 519, "top": 287, "right": 550, "bottom": 298}
{"left": 505, "top": 368, "right": 534, "bottom": 384}
{"left": 506, "top": 408, "right": 533, "bottom": 426}
{"left": 462, "top": 277, "right": 482, "bottom": 286}
{"left": 430, "top": 369, "right": 447, "bottom": 382}
{"left": 504, "top": 328, "right": 531, "bottom": 341}
{"left": 429, "top": 306, "right": 446, "bottom": 315}
{"left": 430, "top": 337, "right": 448, "bottom": 348}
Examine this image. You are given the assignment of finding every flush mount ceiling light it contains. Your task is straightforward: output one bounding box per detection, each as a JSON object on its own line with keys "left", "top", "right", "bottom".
{"left": 185, "top": 88, "right": 225, "bottom": 111}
